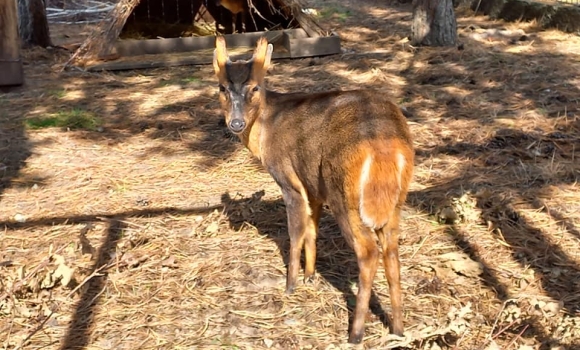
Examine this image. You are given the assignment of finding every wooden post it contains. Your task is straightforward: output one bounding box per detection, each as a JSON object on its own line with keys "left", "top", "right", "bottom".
{"left": 18, "top": 0, "right": 52, "bottom": 47}
{"left": 0, "top": 0, "right": 24, "bottom": 86}
{"left": 411, "top": 0, "right": 457, "bottom": 46}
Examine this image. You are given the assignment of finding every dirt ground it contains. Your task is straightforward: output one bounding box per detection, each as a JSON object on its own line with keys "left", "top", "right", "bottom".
{"left": 2, "top": 0, "right": 580, "bottom": 349}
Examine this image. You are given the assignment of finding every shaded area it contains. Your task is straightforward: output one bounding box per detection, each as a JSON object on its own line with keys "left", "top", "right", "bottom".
{"left": 0, "top": 203, "right": 223, "bottom": 348}
{"left": 0, "top": 204, "right": 224, "bottom": 230}
{"left": 220, "top": 191, "right": 394, "bottom": 336}
{"left": 408, "top": 122, "right": 580, "bottom": 348}
{"left": 0, "top": 109, "right": 32, "bottom": 201}
{"left": 59, "top": 219, "right": 125, "bottom": 350}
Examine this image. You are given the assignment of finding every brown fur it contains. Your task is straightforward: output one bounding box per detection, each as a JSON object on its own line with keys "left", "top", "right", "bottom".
{"left": 215, "top": 0, "right": 248, "bottom": 33}
{"left": 217, "top": 0, "right": 246, "bottom": 14}
{"left": 354, "top": 139, "right": 414, "bottom": 229}
{"left": 213, "top": 36, "right": 414, "bottom": 344}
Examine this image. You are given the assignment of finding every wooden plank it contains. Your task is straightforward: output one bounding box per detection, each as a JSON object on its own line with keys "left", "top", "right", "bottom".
{"left": 0, "top": 62, "right": 24, "bottom": 86}
{"left": 285, "top": 28, "right": 309, "bottom": 39}
{"left": 87, "top": 27, "right": 340, "bottom": 71}
{"left": 113, "top": 30, "right": 289, "bottom": 57}
{"left": 292, "top": 11, "right": 325, "bottom": 37}
{"left": 88, "top": 58, "right": 208, "bottom": 71}
{"left": 88, "top": 30, "right": 341, "bottom": 71}
{"left": 87, "top": 49, "right": 291, "bottom": 71}
{"left": 285, "top": 34, "right": 341, "bottom": 58}
{"left": 0, "top": 0, "right": 24, "bottom": 86}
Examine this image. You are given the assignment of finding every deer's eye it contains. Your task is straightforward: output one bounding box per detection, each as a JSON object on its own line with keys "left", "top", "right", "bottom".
{"left": 219, "top": 85, "right": 226, "bottom": 92}
{"left": 252, "top": 85, "right": 260, "bottom": 92}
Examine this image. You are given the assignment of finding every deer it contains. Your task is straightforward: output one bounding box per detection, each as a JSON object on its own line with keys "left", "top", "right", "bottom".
{"left": 213, "top": 36, "right": 414, "bottom": 344}
{"left": 215, "top": 0, "right": 248, "bottom": 33}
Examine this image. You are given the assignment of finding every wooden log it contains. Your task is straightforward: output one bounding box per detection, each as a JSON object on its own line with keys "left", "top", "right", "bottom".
{"left": 86, "top": 47, "right": 292, "bottom": 71}
{"left": 411, "top": 0, "right": 457, "bottom": 46}
{"left": 18, "top": 0, "right": 52, "bottom": 47}
{"left": 276, "top": 0, "right": 327, "bottom": 37}
{"left": 0, "top": 0, "right": 24, "bottom": 86}
{"left": 85, "top": 29, "right": 342, "bottom": 71}
{"left": 113, "top": 30, "right": 286, "bottom": 57}
{"left": 284, "top": 30, "right": 341, "bottom": 58}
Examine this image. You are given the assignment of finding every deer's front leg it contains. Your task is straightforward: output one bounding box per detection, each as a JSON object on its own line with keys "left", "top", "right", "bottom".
{"left": 281, "top": 188, "right": 311, "bottom": 294}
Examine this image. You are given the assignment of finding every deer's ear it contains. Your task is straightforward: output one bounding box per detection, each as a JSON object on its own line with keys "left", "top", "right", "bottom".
{"left": 213, "top": 36, "right": 229, "bottom": 79}
{"left": 251, "top": 37, "right": 273, "bottom": 82}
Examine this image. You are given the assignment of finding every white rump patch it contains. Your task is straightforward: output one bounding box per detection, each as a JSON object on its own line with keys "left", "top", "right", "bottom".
{"left": 359, "top": 155, "right": 375, "bottom": 229}
{"left": 359, "top": 152, "right": 406, "bottom": 229}
{"left": 396, "top": 152, "right": 406, "bottom": 191}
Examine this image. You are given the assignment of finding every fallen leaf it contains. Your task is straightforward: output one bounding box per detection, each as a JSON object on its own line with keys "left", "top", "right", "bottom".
{"left": 257, "top": 276, "right": 284, "bottom": 289}
{"left": 437, "top": 206, "right": 459, "bottom": 224}
{"left": 447, "top": 303, "right": 473, "bottom": 335}
{"left": 161, "top": 256, "right": 178, "bottom": 268}
{"left": 502, "top": 302, "right": 521, "bottom": 322}
{"left": 53, "top": 262, "right": 75, "bottom": 287}
{"left": 236, "top": 324, "right": 258, "bottom": 336}
{"left": 205, "top": 222, "right": 220, "bottom": 234}
{"left": 533, "top": 298, "right": 562, "bottom": 316}
{"left": 121, "top": 253, "right": 148, "bottom": 268}
{"left": 484, "top": 340, "right": 501, "bottom": 350}
{"left": 16, "top": 304, "right": 33, "bottom": 318}
{"left": 53, "top": 254, "right": 66, "bottom": 266}
{"left": 41, "top": 271, "right": 56, "bottom": 289}
{"left": 439, "top": 252, "right": 483, "bottom": 278}
{"left": 546, "top": 301, "right": 562, "bottom": 315}
{"left": 432, "top": 265, "right": 455, "bottom": 280}
{"left": 284, "top": 318, "right": 298, "bottom": 326}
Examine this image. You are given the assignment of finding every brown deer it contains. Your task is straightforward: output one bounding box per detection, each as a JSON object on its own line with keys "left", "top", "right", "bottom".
{"left": 215, "top": 0, "right": 248, "bottom": 33}
{"left": 213, "top": 36, "right": 414, "bottom": 344}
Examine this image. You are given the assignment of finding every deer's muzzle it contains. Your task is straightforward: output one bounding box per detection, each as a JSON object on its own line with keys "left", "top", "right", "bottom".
{"left": 229, "top": 118, "right": 246, "bottom": 133}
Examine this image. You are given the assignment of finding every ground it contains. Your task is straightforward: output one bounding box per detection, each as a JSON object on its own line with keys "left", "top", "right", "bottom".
{"left": 1, "top": 0, "right": 580, "bottom": 349}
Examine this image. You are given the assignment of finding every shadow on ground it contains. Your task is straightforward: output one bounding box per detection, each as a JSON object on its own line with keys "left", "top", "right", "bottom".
{"left": 220, "top": 191, "right": 398, "bottom": 338}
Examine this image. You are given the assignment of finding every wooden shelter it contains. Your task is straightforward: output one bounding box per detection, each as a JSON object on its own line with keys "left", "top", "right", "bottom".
{"left": 0, "top": 0, "right": 24, "bottom": 86}
{"left": 70, "top": 0, "right": 341, "bottom": 71}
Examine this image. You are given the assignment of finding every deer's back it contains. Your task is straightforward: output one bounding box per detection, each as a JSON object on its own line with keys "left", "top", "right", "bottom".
{"left": 261, "top": 89, "right": 412, "bottom": 199}
{"left": 266, "top": 89, "right": 410, "bottom": 142}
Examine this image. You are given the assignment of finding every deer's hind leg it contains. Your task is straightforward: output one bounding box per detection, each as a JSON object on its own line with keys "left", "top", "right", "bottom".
{"left": 330, "top": 203, "right": 380, "bottom": 344}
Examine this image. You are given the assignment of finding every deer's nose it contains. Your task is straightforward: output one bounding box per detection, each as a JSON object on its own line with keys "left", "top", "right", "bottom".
{"left": 229, "top": 119, "right": 246, "bottom": 133}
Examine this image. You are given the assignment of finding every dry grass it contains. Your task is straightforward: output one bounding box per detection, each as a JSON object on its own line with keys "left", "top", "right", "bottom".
{"left": 2, "top": 0, "right": 580, "bottom": 349}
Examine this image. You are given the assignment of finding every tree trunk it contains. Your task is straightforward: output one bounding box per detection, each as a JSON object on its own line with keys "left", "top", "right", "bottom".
{"left": 1, "top": 0, "right": 24, "bottom": 86}
{"left": 18, "top": 0, "right": 52, "bottom": 47}
{"left": 411, "top": 0, "right": 457, "bottom": 46}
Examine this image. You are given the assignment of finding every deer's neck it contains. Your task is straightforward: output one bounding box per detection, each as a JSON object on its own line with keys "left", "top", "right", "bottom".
{"left": 240, "top": 107, "right": 268, "bottom": 162}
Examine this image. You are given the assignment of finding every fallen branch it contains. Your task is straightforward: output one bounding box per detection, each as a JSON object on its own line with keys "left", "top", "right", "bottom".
{"left": 46, "top": 5, "right": 114, "bottom": 17}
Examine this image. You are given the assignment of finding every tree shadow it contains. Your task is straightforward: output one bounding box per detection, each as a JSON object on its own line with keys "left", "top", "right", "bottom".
{"left": 0, "top": 203, "right": 223, "bottom": 349}
{"left": 0, "top": 108, "right": 32, "bottom": 202}
{"left": 408, "top": 122, "right": 580, "bottom": 348}
{"left": 59, "top": 219, "right": 125, "bottom": 350}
